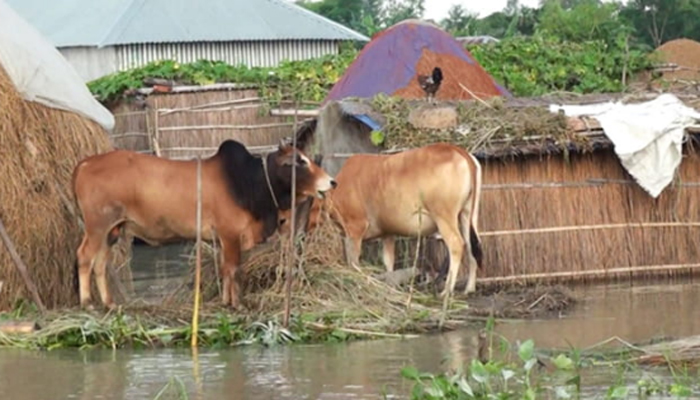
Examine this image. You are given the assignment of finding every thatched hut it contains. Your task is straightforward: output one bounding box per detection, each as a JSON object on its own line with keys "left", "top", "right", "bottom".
{"left": 0, "top": 1, "right": 116, "bottom": 309}
{"left": 294, "top": 90, "right": 700, "bottom": 287}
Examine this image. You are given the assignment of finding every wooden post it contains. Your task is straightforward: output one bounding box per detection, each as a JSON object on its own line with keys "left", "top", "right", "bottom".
{"left": 191, "top": 156, "right": 203, "bottom": 348}
{"left": 0, "top": 217, "right": 46, "bottom": 313}
{"left": 283, "top": 100, "right": 299, "bottom": 328}
{"left": 153, "top": 99, "right": 162, "bottom": 157}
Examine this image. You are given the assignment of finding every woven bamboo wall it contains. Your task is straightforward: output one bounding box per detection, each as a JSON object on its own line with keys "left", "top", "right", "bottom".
{"left": 109, "top": 88, "right": 298, "bottom": 159}
{"left": 398, "top": 144, "right": 700, "bottom": 287}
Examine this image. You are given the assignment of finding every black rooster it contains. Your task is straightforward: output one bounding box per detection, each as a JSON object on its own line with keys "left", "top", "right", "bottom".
{"left": 417, "top": 67, "right": 443, "bottom": 103}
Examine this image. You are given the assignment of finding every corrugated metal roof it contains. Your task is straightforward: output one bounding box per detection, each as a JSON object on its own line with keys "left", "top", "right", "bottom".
{"left": 456, "top": 36, "right": 500, "bottom": 45}
{"left": 5, "top": 0, "right": 369, "bottom": 47}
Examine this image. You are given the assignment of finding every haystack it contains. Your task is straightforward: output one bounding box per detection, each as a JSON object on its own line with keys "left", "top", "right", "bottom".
{"left": 654, "top": 38, "right": 700, "bottom": 82}
{"left": 0, "top": 1, "right": 119, "bottom": 310}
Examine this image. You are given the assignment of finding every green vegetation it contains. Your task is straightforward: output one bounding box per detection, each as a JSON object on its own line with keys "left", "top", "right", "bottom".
{"left": 392, "top": 319, "right": 700, "bottom": 399}
{"left": 467, "top": 34, "right": 654, "bottom": 97}
{"left": 87, "top": 45, "right": 358, "bottom": 105}
{"left": 87, "top": 34, "right": 654, "bottom": 106}
{"left": 0, "top": 307, "right": 381, "bottom": 351}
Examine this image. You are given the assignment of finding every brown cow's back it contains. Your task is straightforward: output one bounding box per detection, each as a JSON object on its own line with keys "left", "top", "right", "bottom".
{"left": 328, "top": 143, "right": 474, "bottom": 240}
{"left": 73, "top": 150, "right": 254, "bottom": 246}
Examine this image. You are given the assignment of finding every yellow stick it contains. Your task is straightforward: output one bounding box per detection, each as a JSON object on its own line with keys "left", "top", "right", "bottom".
{"left": 191, "top": 156, "right": 203, "bottom": 348}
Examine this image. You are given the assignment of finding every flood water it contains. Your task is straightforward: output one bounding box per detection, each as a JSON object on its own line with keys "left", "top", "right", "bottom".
{"left": 2, "top": 246, "right": 700, "bottom": 399}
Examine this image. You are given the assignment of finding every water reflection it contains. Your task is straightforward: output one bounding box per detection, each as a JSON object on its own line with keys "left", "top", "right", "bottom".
{"left": 2, "top": 280, "right": 700, "bottom": 400}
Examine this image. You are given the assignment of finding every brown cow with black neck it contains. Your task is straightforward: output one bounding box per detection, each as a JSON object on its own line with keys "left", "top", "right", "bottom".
{"left": 72, "top": 139, "right": 336, "bottom": 310}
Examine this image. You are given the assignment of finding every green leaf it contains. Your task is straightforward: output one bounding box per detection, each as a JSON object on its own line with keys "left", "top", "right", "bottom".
{"left": 609, "top": 385, "right": 629, "bottom": 398}
{"left": 370, "top": 130, "right": 385, "bottom": 146}
{"left": 670, "top": 383, "right": 692, "bottom": 397}
{"left": 524, "top": 387, "right": 536, "bottom": 400}
{"left": 425, "top": 386, "right": 444, "bottom": 398}
{"left": 470, "top": 359, "right": 489, "bottom": 384}
{"left": 400, "top": 366, "right": 420, "bottom": 380}
{"left": 518, "top": 339, "right": 535, "bottom": 362}
{"left": 552, "top": 354, "right": 574, "bottom": 370}
{"left": 458, "top": 377, "right": 474, "bottom": 396}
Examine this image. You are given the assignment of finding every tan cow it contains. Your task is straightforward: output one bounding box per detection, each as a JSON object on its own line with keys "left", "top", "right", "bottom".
{"left": 72, "top": 139, "right": 336, "bottom": 310}
{"left": 284, "top": 143, "right": 483, "bottom": 297}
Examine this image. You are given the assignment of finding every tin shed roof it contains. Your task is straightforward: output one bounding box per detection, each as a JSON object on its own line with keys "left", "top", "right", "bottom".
{"left": 5, "top": 0, "right": 370, "bottom": 47}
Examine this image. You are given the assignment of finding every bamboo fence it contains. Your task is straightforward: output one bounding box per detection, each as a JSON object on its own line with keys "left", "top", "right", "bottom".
{"left": 108, "top": 86, "right": 318, "bottom": 160}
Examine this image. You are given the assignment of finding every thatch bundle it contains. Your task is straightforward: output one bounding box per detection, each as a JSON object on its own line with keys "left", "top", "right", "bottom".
{"left": 0, "top": 65, "right": 123, "bottom": 310}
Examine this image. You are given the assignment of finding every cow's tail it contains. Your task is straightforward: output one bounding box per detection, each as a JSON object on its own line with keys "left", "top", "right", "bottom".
{"left": 463, "top": 152, "right": 483, "bottom": 269}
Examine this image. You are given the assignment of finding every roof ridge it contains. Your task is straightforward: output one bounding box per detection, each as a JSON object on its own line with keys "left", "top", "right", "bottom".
{"left": 97, "top": 0, "right": 147, "bottom": 48}
{"left": 268, "top": 0, "right": 369, "bottom": 42}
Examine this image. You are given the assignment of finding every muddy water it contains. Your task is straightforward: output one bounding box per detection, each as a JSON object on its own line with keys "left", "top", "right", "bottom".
{"left": 3, "top": 255, "right": 700, "bottom": 399}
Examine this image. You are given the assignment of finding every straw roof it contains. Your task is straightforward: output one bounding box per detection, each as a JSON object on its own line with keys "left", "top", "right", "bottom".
{"left": 308, "top": 89, "right": 700, "bottom": 161}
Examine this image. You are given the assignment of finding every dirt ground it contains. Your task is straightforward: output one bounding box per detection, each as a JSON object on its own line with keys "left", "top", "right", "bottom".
{"left": 463, "top": 284, "right": 578, "bottom": 319}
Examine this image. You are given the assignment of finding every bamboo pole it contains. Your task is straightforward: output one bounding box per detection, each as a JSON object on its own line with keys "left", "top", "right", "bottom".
{"left": 158, "top": 122, "right": 296, "bottom": 131}
{"left": 108, "top": 132, "right": 149, "bottom": 139}
{"left": 191, "top": 156, "right": 203, "bottom": 348}
{"left": 283, "top": 100, "right": 299, "bottom": 329}
{"left": 158, "top": 97, "right": 262, "bottom": 115}
{"left": 477, "top": 263, "right": 700, "bottom": 285}
{"left": 480, "top": 221, "right": 700, "bottom": 237}
{"left": 153, "top": 98, "right": 162, "bottom": 157}
{"left": 0, "top": 217, "right": 46, "bottom": 313}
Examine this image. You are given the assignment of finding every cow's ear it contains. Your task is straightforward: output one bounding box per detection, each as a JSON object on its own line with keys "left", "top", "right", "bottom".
{"left": 278, "top": 139, "right": 286, "bottom": 150}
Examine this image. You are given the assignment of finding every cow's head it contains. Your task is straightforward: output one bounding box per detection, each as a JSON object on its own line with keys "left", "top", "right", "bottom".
{"left": 270, "top": 139, "right": 337, "bottom": 200}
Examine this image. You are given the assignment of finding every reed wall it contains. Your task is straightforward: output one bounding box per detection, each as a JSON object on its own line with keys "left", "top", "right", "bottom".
{"left": 396, "top": 142, "right": 700, "bottom": 287}
{"left": 109, "top": 87, "right": 300, "bottom": 159}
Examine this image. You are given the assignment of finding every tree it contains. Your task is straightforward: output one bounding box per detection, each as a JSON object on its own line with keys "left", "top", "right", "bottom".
{"left": 441, "top": 4, "right": 479, "bottom": 36}
{"left": 536, "top": 0, "right": 629, "bottom": 44}
{"left": 295, "top": 0, "right": 426, "bottom": 37}
{"left": 620, "top": 0, "right": 700, "bottom": 48}
{"left": 382, "top": 0, "right": 426, "bottom": 26}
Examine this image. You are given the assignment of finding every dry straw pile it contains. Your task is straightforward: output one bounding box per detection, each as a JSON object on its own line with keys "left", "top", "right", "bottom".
{"left": 367, "top": 93, "right": 575, "bottom": 153}
{"left": 0, "top": 65, "right": 126, "bottom": 310}
{"left": 164, "top": 214, "right": 456, "bottom": 332}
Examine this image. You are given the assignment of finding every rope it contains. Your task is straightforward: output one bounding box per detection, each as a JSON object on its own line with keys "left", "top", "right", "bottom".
{"left": 261, "top": 153, "right": 280, "bottom": 209}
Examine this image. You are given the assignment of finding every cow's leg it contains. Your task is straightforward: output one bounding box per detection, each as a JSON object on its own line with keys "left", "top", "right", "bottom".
{"left": 343, "top": 235, "right": 362, "bottom": 268}
{"left": 342, "top": 221, "right": 367, "bottom": 269}
{"left": 219, "top": 237, "right": 242, "bottom": 309}
{"left": 76, "top": 230, "right": 115, "bottom": 309}
{"left": 92, "top": 246, "right": 114, "bottom": 309}
{"left": 435, "top": 216, "right": 465, "bottom": 298}
{"left": 382, "top": 236, "right": 396, "bottom": 272}
{"left": 76, "top": 234, "right": 96, "bottom": 308}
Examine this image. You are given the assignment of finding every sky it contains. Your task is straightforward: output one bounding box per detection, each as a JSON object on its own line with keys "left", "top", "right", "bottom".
{"left": 423, "top": 0, "right": 542, "bottom": 20}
